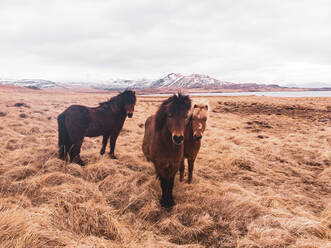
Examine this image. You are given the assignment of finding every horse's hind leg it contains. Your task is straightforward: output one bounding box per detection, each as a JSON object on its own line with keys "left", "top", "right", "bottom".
{"left": 57, "top": 113, "right": 68, "bottom": 160}
{"left": 59, "top": 141, "right": 69, "bottom": 161}
{"left": 59, "top": 144, "right": 69, "bottom": 161}
{"left": 59, "top": 145, "right": 65, "bottom": 160}
{"left": 188, "top": 158, "right": 195, "bottom": 184}
{"left": 69, "top": 138, "right": 85, "bottom": 166}
{"left": 179, "top": 159, "right": 185, "bottom": 182}
{"left": 100, "top": 135, "right": 109, "bottom": 155}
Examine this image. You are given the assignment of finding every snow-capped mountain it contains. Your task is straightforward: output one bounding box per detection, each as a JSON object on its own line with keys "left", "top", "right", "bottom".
{"left": 87, "top": 78, "right": 154, "bottom": 90}
{"left": 0, "top": 74, "right": 235, "bottom": 90}
{"left": 0, "top": 79, "right": 61, "bottom": 89}
{"left": 151, "top": 73, "right": 233, "bottom": 88}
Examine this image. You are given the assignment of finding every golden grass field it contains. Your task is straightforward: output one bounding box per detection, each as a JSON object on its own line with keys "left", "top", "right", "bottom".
{"left": 0, "top": 85, "right": 330, "bottom": 248}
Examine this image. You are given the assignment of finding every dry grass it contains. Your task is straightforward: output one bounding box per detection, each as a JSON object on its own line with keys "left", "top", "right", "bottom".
{"left": 0, "top": 86, "right": 330, "bottom": 247}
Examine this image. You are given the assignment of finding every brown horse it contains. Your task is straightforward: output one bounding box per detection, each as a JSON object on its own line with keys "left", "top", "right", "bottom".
{"left": 180, "top": 103, "right": 208, "bottom": 183}
{"left": 142, "top": 93, "right": 191, "bottom": 208}
{"left": 57, "top": 90, "right": 136, "bottom": 166}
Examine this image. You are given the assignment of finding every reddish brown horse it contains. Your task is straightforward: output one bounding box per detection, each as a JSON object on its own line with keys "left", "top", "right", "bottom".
{"left": 180, "top": 103, "right": 208, "bottom": 183}
{"left": 57, "top": 90, "right": 136, "bottom": 166}
{"left": 142, "top": 93, "right": 191, "bottom": 208}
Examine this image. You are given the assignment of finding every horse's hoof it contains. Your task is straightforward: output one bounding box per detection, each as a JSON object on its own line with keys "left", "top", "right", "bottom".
{"left": 100, "top": 150, "right": 105, "bottom": 155}
{"left": 110, "top": 154, "right": 117, "bottom": 159}
{"left": 160, "top": 198, "right": 170, "bottom": 208}
{"left": 59, "top": 152, "right": 66, "bottom": 160}
{"left": 169, "top": 199, "right": 175, "bottom": 208}
{"left": 187, "top": 178, "right": 192, "bottom": 184}
{"left": 77, "top": 160, "right": 86, "bottom": 166}
{"left": 160, "top": 198, "right": 175, "bottom": 208}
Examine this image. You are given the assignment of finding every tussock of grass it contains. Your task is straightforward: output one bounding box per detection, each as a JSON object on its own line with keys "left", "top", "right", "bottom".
{"left": 0, "top": 87, "right": 330, "bottom": 247}
{"left": 51, "top": 200, "right": 123, "bottom": 240}
{"left": 0, "top": 208, "right": 71, "bottom": 247}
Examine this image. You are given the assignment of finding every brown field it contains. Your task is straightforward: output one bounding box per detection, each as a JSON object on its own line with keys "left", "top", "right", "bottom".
{"left": 0, "top": 85, "right": 330, "bottom": 248}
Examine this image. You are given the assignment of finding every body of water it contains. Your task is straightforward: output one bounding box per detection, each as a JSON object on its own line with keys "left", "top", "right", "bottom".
{"left": 142, "top": 91, "right": 331, "bottom": 97}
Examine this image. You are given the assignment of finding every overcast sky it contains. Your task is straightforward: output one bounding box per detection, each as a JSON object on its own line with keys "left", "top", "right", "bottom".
{"left": 0, "top": 0, "right": 330, "bottom": 86}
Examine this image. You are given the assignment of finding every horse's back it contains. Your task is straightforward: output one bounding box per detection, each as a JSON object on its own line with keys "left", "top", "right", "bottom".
{"left": 64, "top": 104, "right": 90, "bottom": 123}
{"left": 142, "top": 115, "right": 154, "bottom": 160}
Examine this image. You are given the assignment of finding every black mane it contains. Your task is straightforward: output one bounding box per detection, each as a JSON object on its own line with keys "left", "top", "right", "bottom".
{"left": 99, "top": 90, "right": 136, "bottom": 112}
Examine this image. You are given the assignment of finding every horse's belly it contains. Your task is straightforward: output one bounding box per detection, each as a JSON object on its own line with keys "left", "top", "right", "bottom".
{"left": 85, "top": 131, "right": 101, "bottom": 137}
{"left": 85, "top": 127, "right": 104, "bottom": 137}
{"left": 85, "top": 121, "right": 110, "bottom": 137}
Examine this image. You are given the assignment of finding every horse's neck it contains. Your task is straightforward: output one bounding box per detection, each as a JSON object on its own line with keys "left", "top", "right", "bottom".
{"left": 114, "top": 109, "right": 126, "bottom": 119}
{"left": 185, "top": 117, "right": 194, "bottom": 139}
{"left": 99, "top": 106, "right": 126, "bottom": 119}
{"left": 108, "top": 99, "right": 126, "bottom": 117}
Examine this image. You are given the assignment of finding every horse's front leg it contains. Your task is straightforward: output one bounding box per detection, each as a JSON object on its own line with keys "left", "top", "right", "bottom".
{"left": 179, "top": 159, "right": 185, "bottom": 182}
{"left": 109, "top": 133, "right": 119, "bottom": 159}
{"left": 167, "top": 175, "right": 175, "bottom": 206}
{"left": 100, "top": 135, "right": 109, "bottom": 155}
{"left": 160, "top": 175, "right": 175, "bottom": 208}
{"left": 187, "top": 158, "right": 196, "bottom": 184}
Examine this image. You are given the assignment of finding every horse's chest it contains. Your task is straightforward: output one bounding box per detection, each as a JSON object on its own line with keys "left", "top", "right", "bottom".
{"left": 155, "top": 144, "right": 183, "bottom": 162}
{"left": 184, "top": 142, "right": 200, "bottom": 158}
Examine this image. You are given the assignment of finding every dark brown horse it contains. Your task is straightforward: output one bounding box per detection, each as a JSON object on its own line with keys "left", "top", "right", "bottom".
{"left": 142, "top": 93, "right": 191, "bottom": 208}
{"left": 57, "top": 90, "right": 136, "bottom": 166}
{"left": 180, "top": 103, "right": 208, "bottom": 183}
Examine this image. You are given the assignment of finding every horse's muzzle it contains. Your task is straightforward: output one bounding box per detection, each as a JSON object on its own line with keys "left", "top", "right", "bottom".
{"left": 172, "top": 135, "right": 184, "bottom": 145}
{"left": 193, "top": 134, "right": 202, "bottom": 142}
{"left": 127, "top": 113, "right": 133, "bottom": 118}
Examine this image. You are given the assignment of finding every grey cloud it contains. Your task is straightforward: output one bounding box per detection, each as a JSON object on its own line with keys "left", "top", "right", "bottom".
{"left": 0, "top": 0, "right": 330, "bottom": 85}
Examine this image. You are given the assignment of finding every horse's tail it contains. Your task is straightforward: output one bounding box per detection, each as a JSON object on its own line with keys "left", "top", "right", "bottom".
{"left": 57, "top": 112, "right": 69, "bottom": 160}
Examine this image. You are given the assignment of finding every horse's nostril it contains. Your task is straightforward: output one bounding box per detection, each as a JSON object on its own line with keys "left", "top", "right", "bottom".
{"left": 127, "top": 113, "right": 133, "bottom": 118}
{"left": 194, "top": 135, "right": 202, "bottom": 141}
{"left": 173, "top": 135, "right": 184, "bottom": 144}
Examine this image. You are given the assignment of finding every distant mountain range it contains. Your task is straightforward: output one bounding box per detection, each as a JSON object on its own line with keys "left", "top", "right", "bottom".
{"left": 150, "top": 73, "right": 233, "bottom": 89}
{"left": 0, "top": 79, "right": 62, "bottom": 89}
{"left": 0, "top": 74, "right": 330, "bottom": 91}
